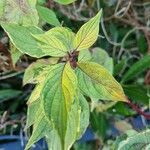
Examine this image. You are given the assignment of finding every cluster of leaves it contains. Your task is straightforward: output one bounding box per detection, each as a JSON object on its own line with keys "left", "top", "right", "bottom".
{"left": 0, "top": 0, "right": 150, "bottom": 149}
{"left": 0, "top": 0, "right": 129, "bottom": 148}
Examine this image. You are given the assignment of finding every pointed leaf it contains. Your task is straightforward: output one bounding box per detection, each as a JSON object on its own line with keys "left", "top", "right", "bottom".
{"left": 2, "top": 24, "right": 46, "bottom": 58}
{"left": 33, "top": 27, "right": 75, "bottom": 57}
{"left": 74, "top": 10, "right": 102, "bottom": 51}
{"left": 37, "top": 6, "right": 60, "bottom": 27}
{"left": 77, "top": 62, "right": 126, "bottom": 102}
{"left": 122, "top": 55, "right": 150, "bottom": 83}
{"left": 25, "top": 110, "right": 52, "bottom": 150}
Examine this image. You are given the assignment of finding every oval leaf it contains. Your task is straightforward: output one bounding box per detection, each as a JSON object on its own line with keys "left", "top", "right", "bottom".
{"left": 2, "top": 24, "right": 46, "bottom": 58}
{"left": 37, "top": 6, "right": 60, "bottom": 27}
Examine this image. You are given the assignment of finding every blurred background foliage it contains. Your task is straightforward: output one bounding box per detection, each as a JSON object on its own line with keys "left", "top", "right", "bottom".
{"left": 0, "top": 0, "right": 150, "bottom": 149}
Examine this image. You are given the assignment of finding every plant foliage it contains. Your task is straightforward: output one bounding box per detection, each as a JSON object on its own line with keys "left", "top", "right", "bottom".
{"left": 0, "top": 1, "right": 129, "bottom": 149}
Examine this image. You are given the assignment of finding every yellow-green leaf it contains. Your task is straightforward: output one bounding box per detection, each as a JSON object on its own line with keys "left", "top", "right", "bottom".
{"left": 25, "top": 109, "right": 52, "bottom": 150}
{"left": 77, "top": 61, "right": 127, "bottom": 102}
{"left": 74, "top": 10, "right": 102, "bottom": 51}
{"left": 62, "top": 62, "right": 77, "bottom": 111}
{"left": 26, "top": 83, "right": 43, "bottom": 106}
{"left": 33, "top": 27, "right": 75, "bottom": 57}
{"left": 23, "top": 58, "right": 58, "bottom": 85}
{"left": 41, "top": 62, "right": 77, "bottom": 148}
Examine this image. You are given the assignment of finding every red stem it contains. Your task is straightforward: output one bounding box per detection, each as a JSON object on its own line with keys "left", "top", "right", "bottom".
{"left": 127, "top": 99, "right": 150, "bottom": 119}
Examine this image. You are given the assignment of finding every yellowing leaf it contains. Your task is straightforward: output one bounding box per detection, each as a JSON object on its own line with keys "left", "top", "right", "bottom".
{"left": 25, "top": 63, "right": 90, "bottom": 149}
{"left": 27, "top": 83, "right": 43, "bottom": 106}
{"left": 41, "top": 62, "right": 77, "bottom": 148}
{"left": 77, "top": 62, "right": 127, "bottom": 102}
{"left": 33, "top": 27, "right": 75, "bottom": 57}
{"left": 74, "top": 10, "right": 102, "bottom": 51}
{"left": 62, "top": 62, "right": 77, "bottom": 111}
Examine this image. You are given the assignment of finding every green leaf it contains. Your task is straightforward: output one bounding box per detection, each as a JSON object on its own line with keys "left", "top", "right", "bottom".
{"left": 123, "top": 85, "right": 150, "bottom": 105}
{"left": 91, "top": 112, "right": 108, "bottom": 140}
{"left": 41, "top": 62, "right": 77, "bottom": 148}
{"left": 116, "top": 129, "right": 150, "bottom": 150}
{"left": 0, "top": 0, "right": 39, "bottom": 26}
{"left": 74, "top": 10, "right": 102, "bottom": 51}
{"left": 114, "top": 59, "right": 126, "bottom": 76}
{"left": 0, "top": 1, "right": 5, "bottom": 19}
{"left": 92, "top": 48, "right": 113, "bottom": 74}
{"left": 37, "top": 6, "right": 60, "bottom": 27}
{"left": 37, "top": 0, "right": 46, "bottom": 5}
{"left": 77, "top": 61, "right": 127, "bottom": 102}
{"left": 54, "top": 0, "right": 76, "bottom": 5}
{"left": 2, "top": 24, "right": 46, "bottom": 58}
{"left": 122, "top": 55, "right": 150, "bottom": 83}
{"left": 33, "top": 27, "right": 75, "bottom": 57}
{"left": 78, "top": 49, "right": 92, "bottom": 62}
{"left": 137, "top": 34, "right": 148, "bottom": 54}
{"left": 46, "top": 130, "right": 62, "bottom": 150}
{"left": 0, "top": 89, "right": 22, "bottom": 103}
{"left": 109, "top": 102, "right": 134, "bottom": 116}
{"left": 76, "top": 93, "right": 89, "bottom": 139}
